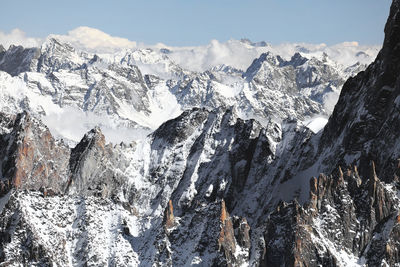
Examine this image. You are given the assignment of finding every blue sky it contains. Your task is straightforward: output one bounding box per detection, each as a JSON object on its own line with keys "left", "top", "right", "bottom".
{"left": 0, "top": 0, "right": 391, "bottom": 46}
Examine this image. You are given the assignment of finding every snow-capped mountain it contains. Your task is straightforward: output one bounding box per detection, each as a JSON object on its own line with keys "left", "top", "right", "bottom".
{"left": 0, "top": 31, "right": 374, "bottom": 145}
{"left": 0, "top": 0, "right": 399, "bottom": 266}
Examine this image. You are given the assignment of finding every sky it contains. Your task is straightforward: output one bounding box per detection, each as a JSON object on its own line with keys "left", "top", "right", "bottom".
{"left": 0, "top": 0, "right": 392, "bottom": 46}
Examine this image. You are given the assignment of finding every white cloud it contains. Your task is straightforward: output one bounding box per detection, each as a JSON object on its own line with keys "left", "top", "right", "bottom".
{"left": 165, "top": 39, "right": 272, "bottom": 72}
{"left": 42, "top": 106, "right": 151, "bottom": 146}
{"left": 161, "top": 40, "right": 380, "bottom": 72}
{"left": 0, "top": 26, "right": 380, "bottom": 73}
{"left": 52, "top": 26, "right": 137, "bottom": 53}
{"left": 322, "top": 91, "right": 340, "bottom": 113}
{"left": 44, "top": 27, "right": 380, "bottom": 72}
{"left": 340, "top": 41, "right": 359, "bottom": 47}
{"left": 0, "top": 28, "right": 43, "bottom": 49}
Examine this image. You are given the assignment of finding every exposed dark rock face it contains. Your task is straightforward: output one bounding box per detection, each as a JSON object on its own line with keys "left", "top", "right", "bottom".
{"left": 0, "top": 112, "right": 125, "bottom": 199}
{"left": 0, "top": 112, "right": 69, "bottom": 196}
{"left": 262, "top": 164, "right": 400, "bottom": 266}
{"left": 261, "top": 201, "right": 319, "bottom": 267}
{"left": 67, "top": 127, "right": 110, "bottom": 195}
{"left": 319, "top": 0, "right": 400, "bottom": 183}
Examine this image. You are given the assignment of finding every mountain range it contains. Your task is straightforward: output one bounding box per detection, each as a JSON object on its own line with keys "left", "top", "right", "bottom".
{"left": 0, "top": 1, "right": 399, "bottom": 266}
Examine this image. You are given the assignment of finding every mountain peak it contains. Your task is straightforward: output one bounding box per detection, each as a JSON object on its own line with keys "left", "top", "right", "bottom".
{"left": 242, "top": 52, "right": 278, "bottom": 80}
{"left": 240, "top": 38, "right": 270, "bottom": 47}
{"left": 279, "top": 52, "right": 309, "bottom": 67}
{"left": 41, "top": 37, "right": 75, "bottom": 53}
{"left": 80, "top": 126, "right": 106, "bottom": 146}
{"left": 381, "top": 0, "right": 400, "bottom": 81}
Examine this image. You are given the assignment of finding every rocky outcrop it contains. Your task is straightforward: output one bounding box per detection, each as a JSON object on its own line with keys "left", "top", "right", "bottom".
{"left": 218, "top": 199, "right": 237, "bottom": 266}
{"left": 0, "top": 113, "right": 128, "bottom": 199}
{"left": 261, "top": 201, "right": 319, "bottom": 267}
{"left": 0, "top": 112, "right": 70, "bottom": 195}
{"left": 66, "top": 126, "right": 130, "bottom": 198}
{"left": 164, "top": 199, "right": 175, "bottom": 230}
{"left": 216, "top": 199, "right": 252, "bottom": 267}
{"left": 232, "top": 216, "right": 251, "bottom": 251}
{"left": 67, "top": 127, "right": 107, "bottom": 193}
{"left": 262, "top": 162, "right": 400, "bottom": 266}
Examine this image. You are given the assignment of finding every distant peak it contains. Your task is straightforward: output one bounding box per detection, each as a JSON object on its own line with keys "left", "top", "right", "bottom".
{"left": 42, "top": 36, "right": 71, "bottom": 48}
{"left": 210, "top": 64, "right": 243, "bottom": 74}
{"left": 240, "top": 38, "right": 270, "bottom": 47}
{"left": 258, "top": 52, "right": 277, "bottom": 63}
{"left": 160, "top": 48, "right": 171, "bottom": 54}
{"left": 242, "top": 52, "right": 278, "bottom": 80}
{"left": 8, "top": 44, "right": 24, "bottom": 50}
{"left": 279, "top": 52, "right": 309, "bottom": 67}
